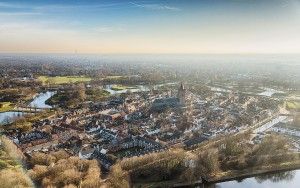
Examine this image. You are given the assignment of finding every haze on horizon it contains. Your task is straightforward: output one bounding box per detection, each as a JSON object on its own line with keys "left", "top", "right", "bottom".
{"left": 0, "top": 0, "right": 300, "bottom": 54}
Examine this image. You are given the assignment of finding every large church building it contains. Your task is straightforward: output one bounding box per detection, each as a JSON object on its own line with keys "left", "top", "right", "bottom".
{"left": 151, "top": 83, "right": 186, "bottom": 112}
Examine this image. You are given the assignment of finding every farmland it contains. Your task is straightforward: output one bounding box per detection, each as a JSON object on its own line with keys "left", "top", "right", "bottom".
{"left": 38, "top": 76, "right": 92, "bottom": 85}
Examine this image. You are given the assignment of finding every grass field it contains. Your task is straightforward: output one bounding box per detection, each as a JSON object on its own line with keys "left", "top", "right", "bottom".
{"left": 106, "top": 75, "right": 125, "bottom": 79}
{"left": 286, "top": 101, "right": 300, "bottom": 110}
{"left": 110, "top": 85, "right": 138, "bottom": 91}
{"left": 38, "top": 76, "right": 92, "bottom": 85}
{"left": 0, "top": 102, "right": 13, "bottom": 112}
{"left": 111, "top": 85, "right": 128, "bottom": 91}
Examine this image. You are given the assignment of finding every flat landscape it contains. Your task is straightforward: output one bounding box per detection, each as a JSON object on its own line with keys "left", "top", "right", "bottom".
{"left": 38, "top": 76, "right": 92, "bottom": 85}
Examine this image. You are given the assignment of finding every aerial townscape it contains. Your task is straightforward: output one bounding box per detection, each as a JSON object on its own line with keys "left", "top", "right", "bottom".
{"left": 1, "top": 0, "right": 300, "bottom": 188}
{"left": 0, "top": 54, "right": 300, "bottom": 187}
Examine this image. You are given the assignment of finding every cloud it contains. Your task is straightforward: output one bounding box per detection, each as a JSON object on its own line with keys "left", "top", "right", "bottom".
{"left": 130, "top": 2, "right": 181, "bottom": 11}
{"left": 0, "top": 1, "right": 41, "bottom": 16}
{"left": 0, "top": 2, "right": 23, "bottom": 8}
{"left": 93, "top": 27, "right": 114, "bottom": 33}
{"left": 34, "top": 2, "right": 127, "bottom": 12}
{"left": 0, "top": 1, "right": 127, "bottom": 16}
{"left": 0, "top": 12, "right": 41, "bottom": 16}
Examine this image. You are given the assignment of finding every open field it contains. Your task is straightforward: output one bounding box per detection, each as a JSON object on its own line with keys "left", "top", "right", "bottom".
{"left": 106, "top": 75, "right": 126, "bottom": 79}
{"left": 110, "top": 84, "right": 138, "bottom": 91}
{"left": 0, "top": 102, "right": 14, "bottom": 112}
{"left": 111, "top": 85, "right": 128, "bottom": 91}
{"left": 38, "top": 76, "right": 92, "bottom": 85}
{"left": 286, "top": 101, "right": 300, "bottom": 110}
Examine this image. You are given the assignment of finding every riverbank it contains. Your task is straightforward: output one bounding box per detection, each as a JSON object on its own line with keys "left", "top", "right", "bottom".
{"left": 133, "top": 160, "right": 300, "bottom": 188}
{"left": 207, "top": 159, "right": 300, "bottom": 183}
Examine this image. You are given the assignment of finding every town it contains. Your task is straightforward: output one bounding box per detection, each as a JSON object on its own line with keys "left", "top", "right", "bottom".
{"left": 1, "top": 55, "right": 300, "bottom": 187}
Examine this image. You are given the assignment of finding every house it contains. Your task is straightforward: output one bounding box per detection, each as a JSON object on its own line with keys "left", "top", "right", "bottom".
{"left": 79, "top": 145, "right": 95, "bottom": 159}
{"left": 184, "top": 136, "right": 208, "bottom": 148}
{"left": 100, "top": 109, "right": 125, "bottom": 122}
{"left": 91, "top": 150, "right": 113, "bottom": 170}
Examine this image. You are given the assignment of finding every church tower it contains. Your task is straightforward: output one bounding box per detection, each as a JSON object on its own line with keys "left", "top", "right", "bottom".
{"left": 177, "top": 82, "right": 186, "bottom": 105}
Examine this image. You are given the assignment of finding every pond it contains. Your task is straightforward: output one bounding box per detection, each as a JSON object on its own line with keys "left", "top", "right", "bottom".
{"left": 205, "top": 169, "right": 300, "bottom": 188}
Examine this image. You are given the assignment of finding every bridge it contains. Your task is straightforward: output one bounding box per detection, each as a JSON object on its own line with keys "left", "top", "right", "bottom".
{"left": 12, "top": 106, "right": 54, "bottom": 113}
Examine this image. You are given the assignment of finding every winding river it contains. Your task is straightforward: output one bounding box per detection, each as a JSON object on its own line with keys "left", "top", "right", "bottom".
{"left": 29, "top": 91, "right": 55, "bottom": 108}
{"left": 0, "top": 91, "right": 55, "bottom": 125}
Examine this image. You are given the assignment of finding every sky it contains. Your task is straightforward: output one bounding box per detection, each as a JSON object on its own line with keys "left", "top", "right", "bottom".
{"left": 0, "top": 0, "right": 300, "bottom": 54}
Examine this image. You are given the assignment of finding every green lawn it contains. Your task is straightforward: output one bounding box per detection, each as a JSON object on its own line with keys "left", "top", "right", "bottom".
{"left": 110, "top": 85, "right": 138, "bottom": 91}
{"left": 286, "top": 101, "right": 300, "bottom": 110}
{"left": 38, "top": 76, "right": 92, "bottom": 85}
{"left": 106, "top": 76, "right": 125, "bottom": 79}
{"left": 0, "top": 102, "right": 13, "bottom": 112}
{"left": 111, "top": 85, "right": 128, "bottom": 91}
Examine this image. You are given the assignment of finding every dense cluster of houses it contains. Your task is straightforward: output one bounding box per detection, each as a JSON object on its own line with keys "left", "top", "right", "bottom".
{"left": 5, "top": 83, "right": 281, "bottom": 170}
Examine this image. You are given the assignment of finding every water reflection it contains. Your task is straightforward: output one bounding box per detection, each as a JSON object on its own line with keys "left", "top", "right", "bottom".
{"left": 0, "top": 111, "right": 25, "bottom": 125}
{"left": 29, "top": 91, "right": 55, "bottom": 108}
{"left": 204, "top": 170, "right": 300, "bottom": 188}
{"left": 255, "top": 171, "right": 295, "bottom": 183}
{"left": 0, "top": 91, "right": 55, "bottom": 125}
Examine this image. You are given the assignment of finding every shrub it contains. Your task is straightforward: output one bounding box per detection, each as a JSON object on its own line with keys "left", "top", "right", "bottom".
{"left": 0, "top": 168, "right": 34, "bottom": 188}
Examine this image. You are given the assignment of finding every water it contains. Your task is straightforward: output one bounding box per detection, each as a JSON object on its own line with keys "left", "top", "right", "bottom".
{"left": 0, "top": 111, "right": 25, "bottom": 125}
{"left": 207, "top": 169, "right": 300, "bottom": 188}
{"left": 0, "top": 91, "right": 55, "bottom": 125}
{"left": 259, "top": 87, "right": 285, "bottom": 97}
{"left": 104, "top": 85, "right": 149, "bottom": 94}
{"left": 104, "top": 82, "right": 178, "bottom": 95}
{"left": 29, "top": 91, "right": 56, "bottom": 108}
{"left": 253, "top": 116, "right": 287, "bottom": 133}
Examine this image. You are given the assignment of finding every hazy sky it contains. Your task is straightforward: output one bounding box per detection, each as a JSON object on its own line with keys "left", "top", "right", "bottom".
{"left": 0, "top": 0, "right": 300, "bottom": 54}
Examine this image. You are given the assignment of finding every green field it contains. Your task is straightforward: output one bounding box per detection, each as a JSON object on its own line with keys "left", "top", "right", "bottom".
{"left": 286, "top": 101, "right": 300, "bottom": 110}
{"left": 111, "top": 85, "right": 128, "bottom": 91}
{"left": 110, "top": 84, "right": 138, "bottom": 91}
{"left": 0, "top": 102, "right": 13, "bottom": 112}
{"left": 38, "top": 76, "right": 92, "bottom": 85}
{"left": 106, "top": 76, "right": 126, "bottom": 79}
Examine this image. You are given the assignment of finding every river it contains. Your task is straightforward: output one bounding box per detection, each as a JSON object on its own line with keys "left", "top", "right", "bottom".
{"left": 104, "top": 85, "right": 149, "bottom": 94}
{"left": 104, "top": 82, "right": 178, "bottom": 95}
{"left": 29, "top": 91, "right": 55, "bottom": 108}
{"left": 0, "top": 91, "right": 55, "bottom": 125}
{"left": 205, "top": 169, "right": 300, "bottom": 188}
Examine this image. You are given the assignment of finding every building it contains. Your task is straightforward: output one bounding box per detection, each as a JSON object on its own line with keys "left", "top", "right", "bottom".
{"left": 178, "top": 82, "right": 186, "bottom": 105}
{"left": 150, "top": 83, "right": 187, "bottom": 112}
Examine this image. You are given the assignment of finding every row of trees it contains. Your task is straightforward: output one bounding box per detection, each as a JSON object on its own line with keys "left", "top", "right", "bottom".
{"left": 107, "top": 132, "right": 298, "bottom": 186}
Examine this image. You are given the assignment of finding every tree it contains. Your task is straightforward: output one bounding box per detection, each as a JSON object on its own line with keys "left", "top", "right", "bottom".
{"left": 197, "top": 149, "right": 220, "bottom": 177}
{"left": 108, "top": 164, "right": 130, "bottom": 188}
{"left": 77, "top": 83, "right": 86, "bottom": 102}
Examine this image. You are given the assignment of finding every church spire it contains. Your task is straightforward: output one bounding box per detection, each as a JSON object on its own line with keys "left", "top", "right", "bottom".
{"left": 178, "top": 82, "right": 186, "bottom": 105}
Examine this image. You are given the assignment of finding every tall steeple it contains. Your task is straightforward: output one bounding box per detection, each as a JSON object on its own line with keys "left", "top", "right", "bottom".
{"left": 178, "top": 82, "right": 186, "bottom": 105}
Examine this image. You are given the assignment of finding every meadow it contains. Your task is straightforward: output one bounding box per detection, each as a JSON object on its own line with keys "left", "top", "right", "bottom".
{"left": 286, "top": 101, "right": 300, "bottom": 110}
{"left": 38, "top": 76, "right": 92, "bottom": 85}
{"left": 0, "top": 102, "right": 13, "bottom": 112}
